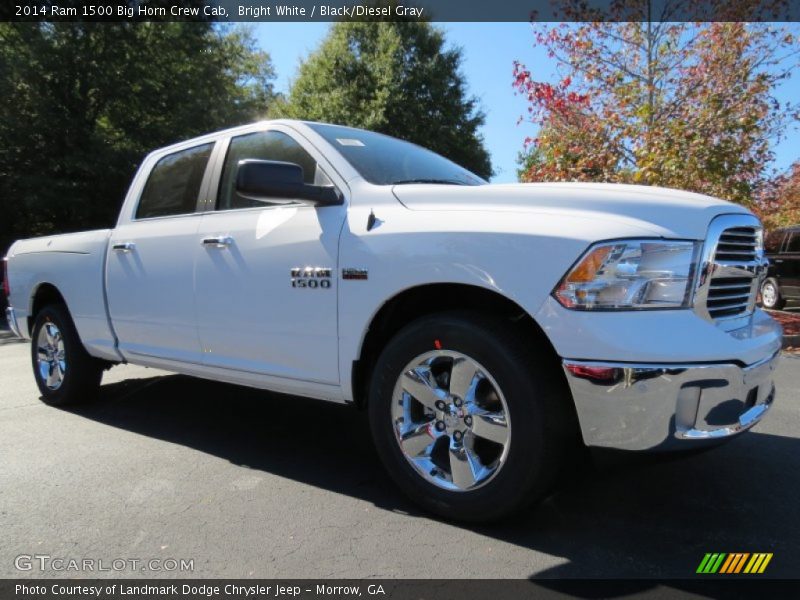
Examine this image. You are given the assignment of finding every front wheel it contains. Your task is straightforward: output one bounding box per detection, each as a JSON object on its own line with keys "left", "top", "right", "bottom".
{"left": 368, "top": 311, "right": 574, "bottom": 522}
{"left": 30, "top": 304, "right": 103, "bottom": 406}
{"left": 760, "top": 278, "right": 785, "bottom": 310}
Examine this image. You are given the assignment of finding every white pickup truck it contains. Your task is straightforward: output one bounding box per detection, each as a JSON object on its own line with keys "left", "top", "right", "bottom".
{"left": 4, "top": 120, "right": 782, "bottom": 521}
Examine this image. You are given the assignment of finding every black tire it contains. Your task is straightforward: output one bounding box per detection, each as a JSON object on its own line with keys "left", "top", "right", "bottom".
{"left": 760, "top": 278, "right": 785, "bottom": 310}
{"left": 30, "top": 303, "right": 103, "bottom": 406}
{"left": 368, "top": 311, "right": 575, "bottom": 522}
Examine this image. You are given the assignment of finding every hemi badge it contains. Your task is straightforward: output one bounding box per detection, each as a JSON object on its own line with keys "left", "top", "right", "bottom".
{"left": 342, "top": 268, "right": 368, "bottom": 280}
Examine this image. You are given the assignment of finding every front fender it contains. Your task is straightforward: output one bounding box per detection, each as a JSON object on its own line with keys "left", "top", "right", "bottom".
{"left": 336, "top": 203, "right": 652, "bottom": 401}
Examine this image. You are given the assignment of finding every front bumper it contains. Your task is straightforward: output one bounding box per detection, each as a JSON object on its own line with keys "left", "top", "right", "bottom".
{"left": 563, "top": 351, "right": 779, "bottom": 451}
{"left": 5, "top": 306, "right": 22, "bottom": 338}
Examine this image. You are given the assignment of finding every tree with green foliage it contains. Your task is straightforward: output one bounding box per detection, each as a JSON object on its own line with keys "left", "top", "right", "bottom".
{"left": 0, "top": 22, "right": 276, "bottom": 254}
{"left": 277, "top": 20, "right": 492, "bottom": 179}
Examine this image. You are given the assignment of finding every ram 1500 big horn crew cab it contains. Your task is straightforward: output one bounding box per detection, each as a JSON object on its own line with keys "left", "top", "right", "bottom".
{"left": 4, "top": 120, "right": 782, "bottom": 521}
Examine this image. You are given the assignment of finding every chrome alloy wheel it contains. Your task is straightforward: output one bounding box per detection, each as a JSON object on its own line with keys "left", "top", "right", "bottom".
{"left": 36, "top": 321, "right": 66, "bottom": 390}
{"left": 390, "top": 350, "right": 511, "bottom": 491}
{"left": 761, "top": 281, "right": 777, "bottom": 307}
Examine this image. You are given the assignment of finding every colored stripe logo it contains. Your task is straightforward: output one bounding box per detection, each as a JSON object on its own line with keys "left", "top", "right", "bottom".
{"left": 697, "top": 552, "right": 773, "bottom": 574}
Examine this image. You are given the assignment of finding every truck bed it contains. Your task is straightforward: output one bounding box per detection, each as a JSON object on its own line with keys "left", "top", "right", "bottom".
{"left": 6, "top": 229, "right": 121, "bottom": 362}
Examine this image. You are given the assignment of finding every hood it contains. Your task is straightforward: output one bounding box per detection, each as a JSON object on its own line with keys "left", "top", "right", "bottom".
{"left": 391, "top": 182, "right": 752, "bottom": 240}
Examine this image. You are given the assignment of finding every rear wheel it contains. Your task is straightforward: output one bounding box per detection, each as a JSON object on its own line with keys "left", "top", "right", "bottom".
{"left": 30, "top": 304, "right": 103, "bottom": 406}
{"left": 368, "top": 311, "right": 574, "bottom": 522}
{"left": 760, "top": 278, "right": 784, "bottom": 310}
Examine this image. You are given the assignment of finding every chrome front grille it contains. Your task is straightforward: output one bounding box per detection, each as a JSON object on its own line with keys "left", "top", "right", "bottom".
{"left": 695, "top": 215, "right": 766, "bottom": 324}
{"left": 714, "top": 227, "right": 759, "bottom": 262}
{"left": 706, "top": 276, "right": 754, "bottom": 319}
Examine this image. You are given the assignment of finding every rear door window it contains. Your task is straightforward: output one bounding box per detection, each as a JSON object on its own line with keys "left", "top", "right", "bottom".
{"left": 136, "top": 143, "right": 214, "bottom": 219}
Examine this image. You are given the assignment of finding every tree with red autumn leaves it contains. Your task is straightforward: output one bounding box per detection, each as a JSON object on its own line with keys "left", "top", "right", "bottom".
{"left": 514, "top": 4, "right": 799, "bottom": 215}
{"left": 756, "top": 162, "right": 800, "bottom": 229}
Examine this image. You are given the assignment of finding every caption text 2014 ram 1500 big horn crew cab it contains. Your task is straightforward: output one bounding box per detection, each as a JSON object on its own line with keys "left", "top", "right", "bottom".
{"left": 3, "top": 120, "right": 782, "bottom": 521}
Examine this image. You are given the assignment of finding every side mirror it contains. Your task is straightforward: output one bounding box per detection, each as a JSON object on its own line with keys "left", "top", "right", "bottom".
{"left": 235, "top": 159, "right": 342, "bottom": 206}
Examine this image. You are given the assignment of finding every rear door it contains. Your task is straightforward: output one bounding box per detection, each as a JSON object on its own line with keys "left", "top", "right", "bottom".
{"left": 106, "top": 142, "right": 215, "bottom": 364}
{"left": 193, "top": 127, "right": 346, "bottom": 384}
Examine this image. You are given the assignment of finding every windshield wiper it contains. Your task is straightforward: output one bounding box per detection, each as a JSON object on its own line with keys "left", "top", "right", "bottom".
{"left": 391, "top": 178, "right": 468, "bottom": 185}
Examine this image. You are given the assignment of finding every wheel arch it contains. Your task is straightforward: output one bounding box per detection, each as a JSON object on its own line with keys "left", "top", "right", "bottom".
{"left": 28, "top": 282, "right": 69, "bottom": 332}
{"left": 351, "top": 283, "right": 563, "bottom": 409}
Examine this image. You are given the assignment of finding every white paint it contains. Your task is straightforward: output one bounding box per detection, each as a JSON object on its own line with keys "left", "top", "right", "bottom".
{"left": 255, "top": 207, "right": 297, "bottom": 239}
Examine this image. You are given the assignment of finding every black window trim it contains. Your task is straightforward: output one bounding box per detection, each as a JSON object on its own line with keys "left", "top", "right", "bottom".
{"left": 198, "top": 136, "right": 229, "bottom": 214}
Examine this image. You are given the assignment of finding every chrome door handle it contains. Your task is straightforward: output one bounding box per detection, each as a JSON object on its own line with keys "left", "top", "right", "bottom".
{"left": 112, "top": 242, "right": 135, "bottom": 253}
{"left": 202, "top": 236, "right": 233, "bottom": 248}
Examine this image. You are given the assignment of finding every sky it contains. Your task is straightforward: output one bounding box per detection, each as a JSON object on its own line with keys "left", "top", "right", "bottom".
{"left": 254, "top": 22, "right": 800, "bottom": 184}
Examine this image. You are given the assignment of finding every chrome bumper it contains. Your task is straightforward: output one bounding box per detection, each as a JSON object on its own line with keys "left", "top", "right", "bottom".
{"left": 563, "top": 351, "right": 779, "bottom": 451}
{"left": 5, "top": 306, "right": 22, "bottom": 338}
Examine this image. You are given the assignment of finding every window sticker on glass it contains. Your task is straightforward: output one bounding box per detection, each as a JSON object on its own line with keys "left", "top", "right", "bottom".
{"left": 336, "top": 138, "right": 365, "bottom": 147}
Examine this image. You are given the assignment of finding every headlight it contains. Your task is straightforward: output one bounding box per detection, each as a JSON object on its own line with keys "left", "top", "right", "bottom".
{"left": 554, "top": 240, "right": 700, "bottom": 310}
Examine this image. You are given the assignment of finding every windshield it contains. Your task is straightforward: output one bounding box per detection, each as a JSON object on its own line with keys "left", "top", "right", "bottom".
{"left": 307, "top": 123, "right": 486, "bottom": 186}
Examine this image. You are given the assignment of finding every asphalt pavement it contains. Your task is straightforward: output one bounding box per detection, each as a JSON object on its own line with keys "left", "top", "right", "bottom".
{"left": 1, "top": 332, "right": 798, "bottom": 581}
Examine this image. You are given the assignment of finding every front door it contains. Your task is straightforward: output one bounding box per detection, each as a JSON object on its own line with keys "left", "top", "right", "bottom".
{"left": 193, "top": 129, "right": 345, "bottom": 384}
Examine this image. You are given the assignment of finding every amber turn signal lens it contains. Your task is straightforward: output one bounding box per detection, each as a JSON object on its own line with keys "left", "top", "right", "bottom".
{"left": 565, "top": 246, "right": 612, "bottom": 283}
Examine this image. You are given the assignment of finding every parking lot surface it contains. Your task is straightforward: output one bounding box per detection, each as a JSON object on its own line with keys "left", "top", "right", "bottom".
{"left": 1, "top": 333, "right": 798, "bottom": 580}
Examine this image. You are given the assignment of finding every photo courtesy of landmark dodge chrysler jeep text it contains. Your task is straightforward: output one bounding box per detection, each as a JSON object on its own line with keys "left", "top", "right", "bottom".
{"left": 3, "top": 120, "right": 782, "bottom": 521}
